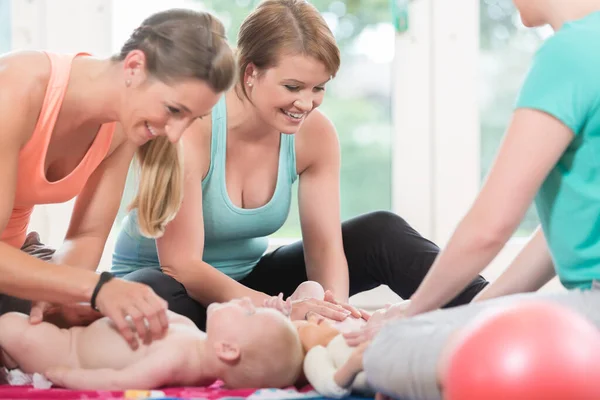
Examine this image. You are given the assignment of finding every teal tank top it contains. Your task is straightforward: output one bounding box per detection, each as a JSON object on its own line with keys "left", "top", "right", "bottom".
{"left": 515, "top": 12, "right": 600, "bottom": 289}
{"left": 112, "top": 97, "right": 298, "bottom": 280}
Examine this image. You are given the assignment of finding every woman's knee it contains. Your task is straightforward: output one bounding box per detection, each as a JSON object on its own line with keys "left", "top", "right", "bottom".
{"left": 345, "top": 210, "right": 405, "bottom": 234}
{"left": 124, "top": 269, "right": 206, "bottom": 329}
{"left": 344, "top": 211, "right": 439, "bottom": 251}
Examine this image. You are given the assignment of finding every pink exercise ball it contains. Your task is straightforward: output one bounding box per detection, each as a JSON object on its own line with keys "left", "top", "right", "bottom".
{"left": 445, "top": 301, "right": 600, "bottom": 400}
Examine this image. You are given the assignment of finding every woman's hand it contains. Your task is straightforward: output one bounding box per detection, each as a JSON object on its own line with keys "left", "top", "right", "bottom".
{"left": 93, "top": 279, "right": 169, "bottom": 350}
{"left": 29, "top": 301, "right": 52, "bottom": 324}
{"left": 30, "top": 302, "right": 103, "bottom": 328}
{"left": 333, "top": 341, "right": 370, "bottom": 388}
{"left": 344, "top": 300, "right": 412, "bottom": 346}
{"left": 323, "top": 290, "right": 364, "bottom": 319}
{"left": 346, "top": 340, "right": 369, "bottom": 374}
{"left": 263, "top": 288, "right": 362, "bottom": 322}
{"left": 290, "top": 297, "right": 352, "bottom": 322}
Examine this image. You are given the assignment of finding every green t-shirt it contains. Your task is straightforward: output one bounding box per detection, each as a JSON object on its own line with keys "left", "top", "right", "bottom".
{"left": 515, "top": 12, "right": 600, "bottom": 289}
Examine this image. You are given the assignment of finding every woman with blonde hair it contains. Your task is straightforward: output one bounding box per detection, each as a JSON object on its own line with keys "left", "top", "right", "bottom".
{"left": 113, "top": 0, "right": 488, "bottom": 329}
{"left": 0, "top": 8, "right": 235, "bottom": 348}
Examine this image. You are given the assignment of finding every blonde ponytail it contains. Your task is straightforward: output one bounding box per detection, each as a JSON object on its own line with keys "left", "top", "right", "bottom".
{"left": 116, "top": 9, "right": 236, "bottom": 238}
{"left": 129, "top": 136, "right": 184, "bottom": 238}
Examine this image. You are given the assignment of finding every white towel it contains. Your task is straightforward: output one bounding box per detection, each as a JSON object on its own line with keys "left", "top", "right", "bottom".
{"left": 1, "top": 368, "right": 53, "bottom": 389}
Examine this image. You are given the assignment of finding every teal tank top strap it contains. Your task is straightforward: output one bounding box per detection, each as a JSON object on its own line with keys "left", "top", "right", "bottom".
{"left": 282, "top": 133, "right": 298, "bottom": 185}
{"left": 203, "top": 95, "right": 227, "bottom": 189}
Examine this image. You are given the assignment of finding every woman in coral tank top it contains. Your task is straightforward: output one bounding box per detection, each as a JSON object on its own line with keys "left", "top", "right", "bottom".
{"left": 0, "top": 8, "right": 235, "bottom": 348}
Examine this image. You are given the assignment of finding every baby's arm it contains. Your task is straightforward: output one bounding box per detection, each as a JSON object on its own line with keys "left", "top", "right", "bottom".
{"left": 0, "top": 312, "right": 73, "bottom": 373}
{"left": 45, "top": 350, "right": 180, "bottom": 390}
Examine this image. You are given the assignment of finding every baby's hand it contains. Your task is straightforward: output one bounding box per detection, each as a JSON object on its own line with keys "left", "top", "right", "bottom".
{"left": 263, "top": 293, "right": 292, "bottom": 317}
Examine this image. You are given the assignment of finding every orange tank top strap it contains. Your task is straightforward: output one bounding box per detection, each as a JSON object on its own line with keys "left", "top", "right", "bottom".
{"left": 1, "top": 52, "right": 116, "bottom": 248}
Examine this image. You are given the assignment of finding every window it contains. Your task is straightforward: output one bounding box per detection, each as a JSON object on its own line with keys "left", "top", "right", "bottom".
{"left": 112, "top": 0, "right": 394, "bottom": 239}
{"left": 0, "top": 0, "right": 10, "bottom": 53}
{"left": 479, "top": 0, "right": 548, "bottom": 236}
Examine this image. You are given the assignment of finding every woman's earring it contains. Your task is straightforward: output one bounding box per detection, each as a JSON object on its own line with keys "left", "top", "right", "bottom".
{"left": 247, "top": 80, "right": 253, "bottom": 87}
{"left": 126, "top": 79, "right": 131, "bottom": 87}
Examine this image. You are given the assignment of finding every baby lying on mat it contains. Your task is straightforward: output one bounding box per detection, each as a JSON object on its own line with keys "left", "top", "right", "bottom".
{"left": 275, "top": 281, "right": 397, "bottom": 398}
{"left": 0, "top": 298, "right": 303, "bottom": 390}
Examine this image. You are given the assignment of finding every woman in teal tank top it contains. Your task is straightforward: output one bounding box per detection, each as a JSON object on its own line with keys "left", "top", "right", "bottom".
{"left": 347, "top": 0, "right": 600, "bottom": 344}
{"left": 112, "top": 0, "right": 488, "bottom": 330}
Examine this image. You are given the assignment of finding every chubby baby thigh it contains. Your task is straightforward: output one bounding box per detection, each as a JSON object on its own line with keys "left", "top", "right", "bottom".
{"left": 1, "top": 315, "right": 79, "bottom": 373}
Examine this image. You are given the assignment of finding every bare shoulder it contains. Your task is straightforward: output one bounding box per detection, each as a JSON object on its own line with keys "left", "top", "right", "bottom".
{"left": 298, "top": 109, "right": 338, "bottom": 140}
{"left": 295, "top": 109, "right": 340, "bottom": 173}
{"left": 0, "top": 51, "right": 52, "bottom": 146}
{"left": 0, "top": 51, "right": 51, "bottom": 107}
{"left": 182, "top": 116, "right": 212, "bottom": 180}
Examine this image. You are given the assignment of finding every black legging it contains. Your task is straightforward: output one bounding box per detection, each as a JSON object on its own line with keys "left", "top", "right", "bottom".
{"left": 123, "top": 211, "right": 489, "bottom": 330}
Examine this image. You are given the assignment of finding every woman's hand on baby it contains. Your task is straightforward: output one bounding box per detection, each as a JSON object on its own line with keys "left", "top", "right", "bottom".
{"left": 343, "top": 312, "right": 386, "bottom": 346}
{"left": 30, "top": 301, "right": 99, "bottom": 326}
{"left": 29, "top": 301, "right": 51, "bottom": 324}
{"left": 94, "top": 279, "right": 169, "bottom": 350}
{"left": 343, "top": 300, "right": 411, "bottom": 346}
{"left": 347, "top": 341, "right": 370, "bottom": 374}
{"left": 32, "top": 303, "right": 103, "bottom": 327}
{"left": 289, "top": 297, "right": 352, "bottom": 322}
{"left": 323, "top": 290, "right": 363, "bottom": 319}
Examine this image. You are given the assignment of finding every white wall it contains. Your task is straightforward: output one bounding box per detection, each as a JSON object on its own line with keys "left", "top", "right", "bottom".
{"left": 391, "top": 0, "right": 561, "bottom": 291}
{"left": 392, "top": 0, "right": 480, "bottom": 247}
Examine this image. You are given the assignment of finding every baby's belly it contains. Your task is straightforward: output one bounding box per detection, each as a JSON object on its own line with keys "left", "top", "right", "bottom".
{"left": 74, "top": 319, "right": 155, "bottom": 370}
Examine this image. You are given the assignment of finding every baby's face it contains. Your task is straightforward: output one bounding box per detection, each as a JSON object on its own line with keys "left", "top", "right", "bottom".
{"left": 293, "top": 314, "right": 340, "bottom": 353}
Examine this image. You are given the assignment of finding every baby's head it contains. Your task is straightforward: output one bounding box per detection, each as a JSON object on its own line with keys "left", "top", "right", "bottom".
{"left": 205, "top": 298, "right": 304, "bottom": 388}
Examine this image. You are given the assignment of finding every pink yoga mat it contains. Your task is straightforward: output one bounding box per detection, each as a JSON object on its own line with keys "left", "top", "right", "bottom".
{"left": 0, "top": 382, "right": 317, "bottom": 399}
{"left": 0, "top": 381, "right": 254, "bottom": 399}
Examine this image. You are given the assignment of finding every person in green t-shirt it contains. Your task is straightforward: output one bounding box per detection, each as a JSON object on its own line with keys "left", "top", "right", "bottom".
{"left": 342, "top": 2, "right": 600, "bottom": 399}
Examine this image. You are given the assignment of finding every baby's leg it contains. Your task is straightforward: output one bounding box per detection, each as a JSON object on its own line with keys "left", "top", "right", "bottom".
{"left": 0, "top": 312, "right": 78, "bottom": 374}
{"left": 289, "top": 281, "right": 325, "bottom": 301}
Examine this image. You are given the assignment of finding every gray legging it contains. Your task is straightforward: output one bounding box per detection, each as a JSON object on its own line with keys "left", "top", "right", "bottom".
{"left": 364, "top": 285, "right": 600, "bottom": 400}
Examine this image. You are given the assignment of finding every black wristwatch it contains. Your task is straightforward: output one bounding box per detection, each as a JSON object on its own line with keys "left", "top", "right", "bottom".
{"left": 90, "top": 271, "right": 114, "bottom": 311}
